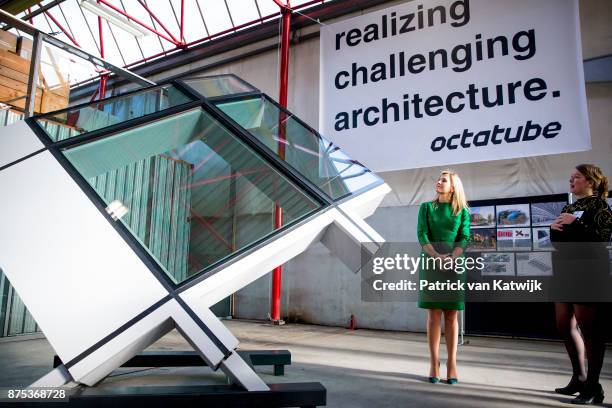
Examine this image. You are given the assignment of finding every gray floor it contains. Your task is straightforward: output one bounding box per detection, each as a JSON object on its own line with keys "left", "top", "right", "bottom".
{"left": 0, "top": 320, "right": 610, "bottom": 407}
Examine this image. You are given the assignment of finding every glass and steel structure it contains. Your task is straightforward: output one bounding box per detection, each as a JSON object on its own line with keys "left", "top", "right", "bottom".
{"left": 0, "top": 72, "right": 388, "bottom": 395}
{"left": 25, "top": 73, "right": 384, "bottom": 288}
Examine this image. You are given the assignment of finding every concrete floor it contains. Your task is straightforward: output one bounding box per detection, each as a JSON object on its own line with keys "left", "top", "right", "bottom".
{"left": 0, "top": 320, "right": 610, "bottom": 407}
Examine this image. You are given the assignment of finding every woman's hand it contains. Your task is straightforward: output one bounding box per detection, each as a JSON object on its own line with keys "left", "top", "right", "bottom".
{"left": 436, "top": 253, "right": 451, "bottom": 261}
{"left": 550, "top": 219, "right": 564, "bottom": 231}
{"left": 555, "top": 213, "right": 577, "bottom": 225}
{"left": 450, "top": 247, "right": 463, "bottom": 259}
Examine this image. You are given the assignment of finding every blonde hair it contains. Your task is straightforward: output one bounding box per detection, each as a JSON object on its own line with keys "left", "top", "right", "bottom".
{"left": 433, "top": 170, "right": 469, "bottom": 215}
{"left": 575, "top": 164, "right": 609, "bottom": 199}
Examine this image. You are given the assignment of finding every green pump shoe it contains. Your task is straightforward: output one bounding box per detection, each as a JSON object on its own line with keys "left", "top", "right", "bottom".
{"left": 428, "top": 361, "right": 440, "bottom": 383}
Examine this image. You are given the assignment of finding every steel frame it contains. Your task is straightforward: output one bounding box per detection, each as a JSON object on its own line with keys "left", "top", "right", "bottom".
{"left": 7, "top": 0, "right": 326, "bottom": 74}
{"left": 26, "top": 73, "right": 383, "bottom": 292}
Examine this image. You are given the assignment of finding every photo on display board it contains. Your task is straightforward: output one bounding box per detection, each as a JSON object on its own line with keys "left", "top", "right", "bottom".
{"left": 496, "top": 204, "right": 531, "bottom": 227}
{"left": 469, "top": 206, "right": 496, "bottom": 228}
{"left": 532, "top": 227, "right": 554, "bottom": 251}
{"left": 481, "top": 252, "right": 515, "bottom": 276}
{"left": 468, "top": 228, "right": 497, "bottom": 252}
{"left": 516, "top": 252, "right": 553, "bottom": 276}
{"left": 497, "top": 228, "right": 532, "bottom": 251}
{"left": 531, "top": 201, "right": 567, "bottom": 226}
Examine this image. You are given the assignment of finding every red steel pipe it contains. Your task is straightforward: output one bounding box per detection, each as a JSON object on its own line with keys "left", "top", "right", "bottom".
{"left": 123, "top": 0, "right": 322, "bottom": 69}
{"left": 270, "top": 0, "right": 291, "bottom": 323}
{"left": 180, "top": 0, "right": 185, "bottom": 44}
{"left": 97, "top": 2, "right": 107, "bottom": 100}
{"left": 44, "top": 10, "right": 80, "bottom": 47}
{"left": 136, "top": 0, "right": 181, "bottom": 45}
{"left": 96, "top": 0, "right": 180, "bottom": 45}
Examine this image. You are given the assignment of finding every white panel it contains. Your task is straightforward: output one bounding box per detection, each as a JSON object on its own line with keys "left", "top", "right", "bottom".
{"left": 0, "top": 152, "right": 168, "bottom": 362}
{"left": 192, "top": 306, "right": 239, "bottom": 351}
{"left": 332, "top": 208, "right": 385, "bottom": 243}
{"left": 170, "top": 303, "right": 228, "bottom": 367}
{"left": 70, "top": 313, "right": 175, "bottom": 386}
{"left": 320, "top": 209, "right": 382, "bottom": 273}
{"left": 30, "top": 365, "right": 73, "bottom": 388}
{"left": 220, "top": 352, "right": 269, "bottom": 391}
{"left": 0, "top": 120, "right": 45, "bottom": 168}
{"left": 67, "top": 299, "right": 227, "bottom": 385}
{"left": 338, "top": 183, "right": 391, "bottom": 219}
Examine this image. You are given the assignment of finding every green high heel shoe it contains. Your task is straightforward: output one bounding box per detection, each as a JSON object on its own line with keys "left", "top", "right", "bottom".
{"left": 428, "top": 361, "right": 440, "bottom": 383}
{"left": 446, "top": 378, "right": 458, "bottom": 385}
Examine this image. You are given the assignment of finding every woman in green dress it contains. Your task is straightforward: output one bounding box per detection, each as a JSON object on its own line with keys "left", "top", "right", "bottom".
{"left": 417, "top": 170, "right": 470, "bottom": 384}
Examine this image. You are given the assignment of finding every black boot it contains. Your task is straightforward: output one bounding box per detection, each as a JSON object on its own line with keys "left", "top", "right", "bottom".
{"left": 555, "top": 375, "right": 585, "bottom": 395}
{"left": 571, "top": 382, "right": 604, "bottom": 405}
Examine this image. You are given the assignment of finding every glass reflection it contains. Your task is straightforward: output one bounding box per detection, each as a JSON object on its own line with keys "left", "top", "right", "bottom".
{"left": 63, "top": 108, "right": 320, "bottom": 284}
{"left": 216, "top": 96, "right": 381, "bottom": 201}
{"left": 182, "top": 75, "right": 256, "bottom": 98}
{"left": 36, "top": 85, "right": 192, "bottom": 142}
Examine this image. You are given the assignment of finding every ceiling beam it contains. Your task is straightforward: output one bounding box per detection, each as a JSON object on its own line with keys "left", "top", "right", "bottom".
{"left": 70, "top": 0, "right": 391, "bottom": 99}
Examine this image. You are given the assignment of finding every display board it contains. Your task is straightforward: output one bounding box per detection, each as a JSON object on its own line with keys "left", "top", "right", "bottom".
{"left": 468, "top": 197, "right": 565, "bottom": 276}
{"left": 465, "top": 191, "right": 612, "bottom": 339}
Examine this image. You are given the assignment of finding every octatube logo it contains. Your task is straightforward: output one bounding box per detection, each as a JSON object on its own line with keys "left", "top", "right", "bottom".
{"left": 430, "top": 120, "right": 562, "bottom": 151}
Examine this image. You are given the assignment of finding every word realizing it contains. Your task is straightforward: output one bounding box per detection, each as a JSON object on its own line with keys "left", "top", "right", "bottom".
{"left": 335, "top": 30, "right": 536, "bottom": 89}
{"left": 335, "top": 0, "right": 470, "bottom": 51}
{"left": 334, "top": 78, "right": 559, "bottom": 131}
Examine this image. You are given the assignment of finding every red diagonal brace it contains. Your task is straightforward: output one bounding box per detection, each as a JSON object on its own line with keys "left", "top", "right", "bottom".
{"left": 136, "top": 0, "right": 182, "bottom": 45}
{"left": 44, "top": 10, "right": 80, "bottom": 47}
{"left": 95, "top": 0, "right": 180, "bottom": 46}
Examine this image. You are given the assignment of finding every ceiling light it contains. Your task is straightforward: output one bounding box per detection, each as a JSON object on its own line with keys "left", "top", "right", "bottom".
{"left": 80, "top": 0, "right": 149, "bottom": 37}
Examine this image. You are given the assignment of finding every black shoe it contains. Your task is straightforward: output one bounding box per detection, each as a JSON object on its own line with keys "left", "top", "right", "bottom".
{"left": 571, "top": 383, "right": 604, "bottom": 405}
{"left": 556, "top": 376, "right": 586, "bottom": 395}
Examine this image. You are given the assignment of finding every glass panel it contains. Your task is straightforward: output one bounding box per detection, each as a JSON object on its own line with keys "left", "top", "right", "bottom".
{"left": 35, "top": 85, "right": 192, "bottom": 142}
{"left": 225, "top": 0, "right": 260, "bottom": 26}
{"left": 196, "top": 0, "right": 233, "bottom": 35}
{"left": 183, "top": 75, "right": 256, "bottom": 98}
{"left": 63, "top": 108, "right": 321, "bottom": 284}
{"left": 216, "top": 96, "right": 382, "bottom": 200}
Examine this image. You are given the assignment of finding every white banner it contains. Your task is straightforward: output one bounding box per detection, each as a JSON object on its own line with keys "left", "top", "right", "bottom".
{"left": 319, "top": 0, "right": 590, "bottom": 171}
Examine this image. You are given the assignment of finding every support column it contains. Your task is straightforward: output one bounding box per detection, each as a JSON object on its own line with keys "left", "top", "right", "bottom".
{"left": 270, "top": 1, "right": 292, "bottom": 324}
{"left": 24, "top": 32, "right": 42, "bottom": 118}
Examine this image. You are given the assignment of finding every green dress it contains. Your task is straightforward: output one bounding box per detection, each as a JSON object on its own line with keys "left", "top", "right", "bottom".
{"left": 417, "top": 201, "right": 470, "bottom": 310}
